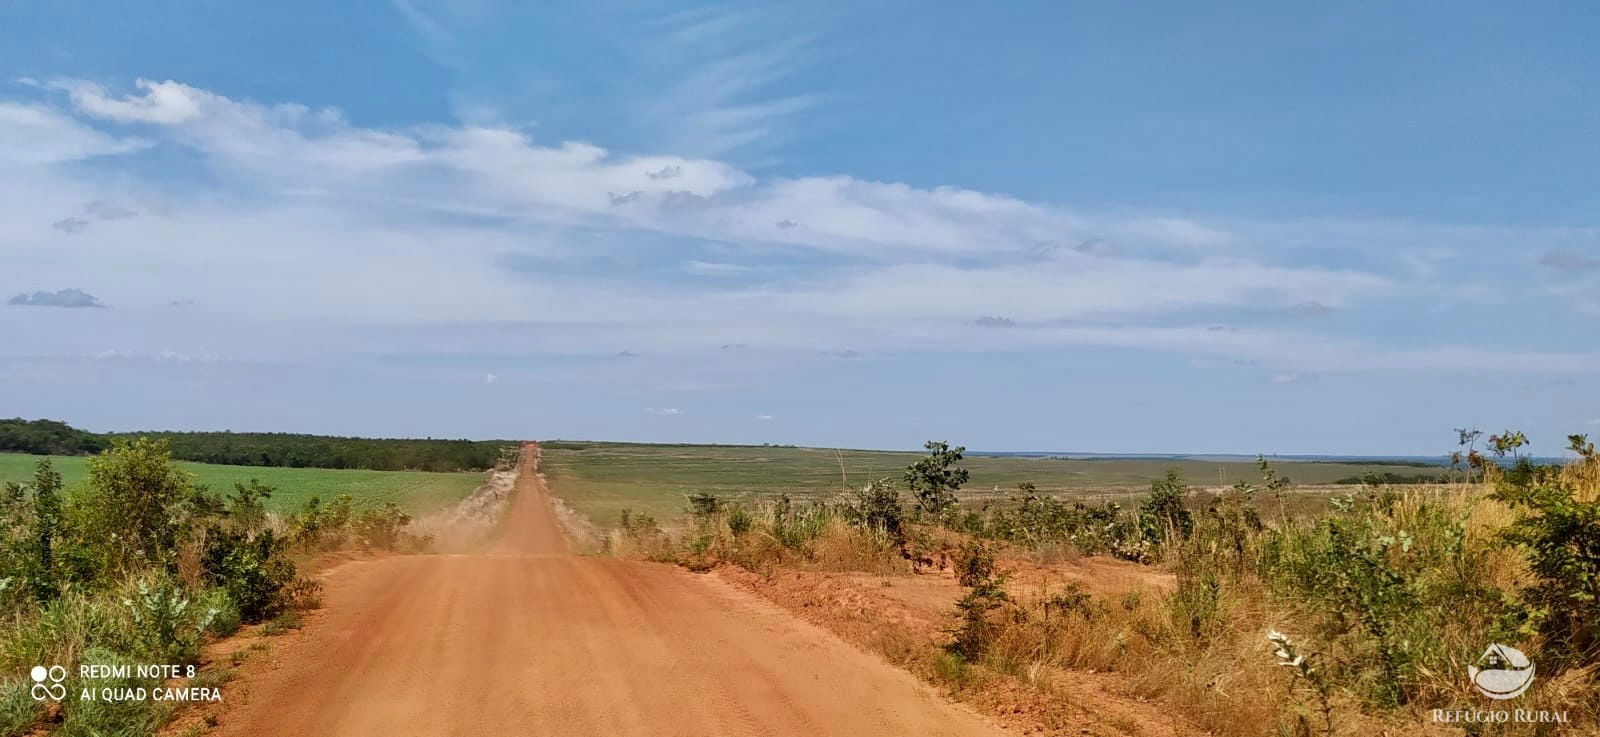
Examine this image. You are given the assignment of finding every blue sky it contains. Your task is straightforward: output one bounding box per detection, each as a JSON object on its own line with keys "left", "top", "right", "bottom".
{"left": 2, "top": 1, "right": 1598, "bottom": 455}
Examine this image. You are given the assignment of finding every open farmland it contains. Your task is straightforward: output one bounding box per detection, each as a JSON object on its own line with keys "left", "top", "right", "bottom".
{"left": 0, "top": 452, "right": 486, "bottom": 515}
{"left": 539, "top": 440, "right": 1444, "bottom": 530}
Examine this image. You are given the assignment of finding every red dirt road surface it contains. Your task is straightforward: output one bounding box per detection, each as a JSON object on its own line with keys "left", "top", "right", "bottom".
{"left": 212, "top": 444, "right": 1009, "bottom": 737}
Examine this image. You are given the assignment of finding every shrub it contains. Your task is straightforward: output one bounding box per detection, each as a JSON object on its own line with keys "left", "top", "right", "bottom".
{"left": 843, "top": 478, "right": 906, "bottom": 546}
{"left": 949, "top": 565, "right": 1011, "bottom": 660}
{"left": 120, "top": 575, "right": 215, "bottom": 665}
{"left": 288, "top": 494, "right": 354, "bottom": 551}
{"left": 686, "top": 493, "right": 723, "bottom": 519}
{"left": 1137, "top": 469, "right": 1193, "bottom": 549}
{"left": 225, "top": 479, "right": 274, "bottom": 534}
{"left": 354, "top": 502, "right": 416, "bottom": 551}
{"left": 0, "top": 459, "right": 66, "bottom": 607}
{"left": 78, "top": 438, "right": 192, "bottom": 576}
{"left": 985, "top": 486, "right": 1129, "bottom": 556}
{"left": 1493, "top": 437, "right": 1600, "bottom": 662}
{"left": 200, "top": 527, "right": 296, "bottom": 623}
{"left": 200, "top": 587, "right": 242, "bottom": 638}
{"left": 727, "top": 505, "right": 753, "bottom": 537}
{"left": 953, "top": 542, "right": 997, "bottom": 587}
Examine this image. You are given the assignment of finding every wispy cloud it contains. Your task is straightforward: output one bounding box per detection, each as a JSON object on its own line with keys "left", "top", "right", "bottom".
{"left": 645, "top": 407, "right": 683, "bottom": 416}
{"left": 637, "top": 6, "right": 822, "bottom": 158}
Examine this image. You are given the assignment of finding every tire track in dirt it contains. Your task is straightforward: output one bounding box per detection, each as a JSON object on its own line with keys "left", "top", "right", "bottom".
{"left": 209, "top": 443, "right": 1010, "bottom": 737}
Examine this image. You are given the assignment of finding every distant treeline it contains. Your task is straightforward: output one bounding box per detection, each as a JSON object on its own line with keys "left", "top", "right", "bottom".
{"left": 1, "top": 419, "right": 512, "bottom": 472}
{"left": 0, "top": 418, "right": 108, "bottom": 456}
{"left": 1333, "top": 470, "right": 1454, "bottom": 485}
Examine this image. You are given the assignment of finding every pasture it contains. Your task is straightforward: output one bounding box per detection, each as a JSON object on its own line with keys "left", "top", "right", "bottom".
{"left": 0, "top": 452, "right": 486, "bottom": 515}
{"left": 538, "top": 441, "right": 1441, "bottom": 530}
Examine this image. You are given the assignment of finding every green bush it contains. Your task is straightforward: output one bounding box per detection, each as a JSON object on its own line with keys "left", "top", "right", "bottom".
{"left": 726, "top": 505, "right": 753, "bottom": 537}
{"left": 225, "top": 479, "right": 274, "bottom": 534}
{"left": 953, "top": 542, "right": 998, "bottom": 588}
{"left": 949, "top": 561, "right": 1011, "bottom": 660}
{"left": 201, "top": 527, "right": 296, "bottom": 623}
{"left": 985, "top": 485, "right": 1128, "bottom": 555}
{"left": 288, "top": 494, "right": 354, "bottom": 551}
{"left": 78, "top": 438, "right": 191, "bottom": 577}
{"left": 120, "top": 575, "right": 215, "bottom": 665}
{"left": 1137, "top": 469, "right": 1193, "bottom": 549}
{"left": 844, "top": 478, "right": 906, "bottom": 546}
{"left": 200, "top": 587, "right": 242, "bottom": 638}
{"left": 354, "top": 502, "right": 416, "bottom": 551}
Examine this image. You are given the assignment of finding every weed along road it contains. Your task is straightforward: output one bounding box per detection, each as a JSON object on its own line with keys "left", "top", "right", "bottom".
{"left": 212, "top": 444, "right": 1007, "bottom": 737}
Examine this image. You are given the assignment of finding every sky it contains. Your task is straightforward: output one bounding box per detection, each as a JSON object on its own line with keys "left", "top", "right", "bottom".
{"left": 2, "top": 1, "right": 1598, "bottom": 455}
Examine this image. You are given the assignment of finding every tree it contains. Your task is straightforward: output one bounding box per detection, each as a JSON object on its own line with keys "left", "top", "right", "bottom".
{"left": 905, "top": 440, "right": 969, "bottom": 521}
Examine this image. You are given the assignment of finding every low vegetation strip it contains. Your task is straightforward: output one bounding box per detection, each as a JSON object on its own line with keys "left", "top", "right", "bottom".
{"left": 0, "top": 453, "right": 487, "bottom": 516}
{"left": 540, "top": 440, "right": 1452, "bottom": 532}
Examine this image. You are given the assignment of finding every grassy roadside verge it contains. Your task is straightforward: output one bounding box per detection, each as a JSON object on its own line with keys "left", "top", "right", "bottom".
{"left": 1, "top": 439, "right": 498, "bottom": 737}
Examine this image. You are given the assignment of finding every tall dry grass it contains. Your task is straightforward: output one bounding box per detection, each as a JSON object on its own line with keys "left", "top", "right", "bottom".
{"left": 970, "top": 463, "right": 1600, "bottom": 736}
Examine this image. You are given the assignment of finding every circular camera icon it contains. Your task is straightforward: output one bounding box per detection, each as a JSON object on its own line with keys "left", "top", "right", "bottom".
{"left": 30, "top": 665, "right": 67, "bottom": 702}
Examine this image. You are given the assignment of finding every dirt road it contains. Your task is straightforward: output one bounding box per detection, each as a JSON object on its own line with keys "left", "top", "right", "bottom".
{"left": 212, "top": 444, "right": 1008, "bottom": 737}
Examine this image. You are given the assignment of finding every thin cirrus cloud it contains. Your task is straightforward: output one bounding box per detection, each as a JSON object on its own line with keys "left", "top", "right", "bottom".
{"left": 2, "top": 77, "right": 1597, "bottom": 379}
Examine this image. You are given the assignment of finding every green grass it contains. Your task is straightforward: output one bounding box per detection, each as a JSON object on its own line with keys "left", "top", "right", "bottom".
{"left": 539, "top": 441, "right": 1442, "bottom": 531}
{"left": 0, "top": 453, "right": 485, "bottom": 516}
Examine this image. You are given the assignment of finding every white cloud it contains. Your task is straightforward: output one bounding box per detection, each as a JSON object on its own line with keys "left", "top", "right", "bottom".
{"left": 484, "top": 373, "right": 497, "bottom": 384}
{"left": 53, "top": 78, "right": 204, "bottom": 124}
{"left": 645, "top": 407, "right": 684, "bottom": 416}
{"left": 755, "top": 414, "right": 773, "bottom": 420}
{"left": 0, "top": 103, "right": 147, "bottom": 164}
{"left": 5, "top": 77, "right": 1597, "bottom": 380}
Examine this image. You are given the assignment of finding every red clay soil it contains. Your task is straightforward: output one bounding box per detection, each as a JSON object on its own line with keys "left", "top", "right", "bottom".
{"left": 205, "top": 444, "right": 1009, "bottom": 737}
{"left": 715, "top": 560, "right": 1208, "bottom": 737}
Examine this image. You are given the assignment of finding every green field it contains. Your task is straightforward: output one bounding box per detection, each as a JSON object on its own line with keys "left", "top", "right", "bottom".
{"left": 0, "top": 452, "right": 486, "bottom": 515}
{"left": 540, "top": 441, "right": 1440, "bottom": 531}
